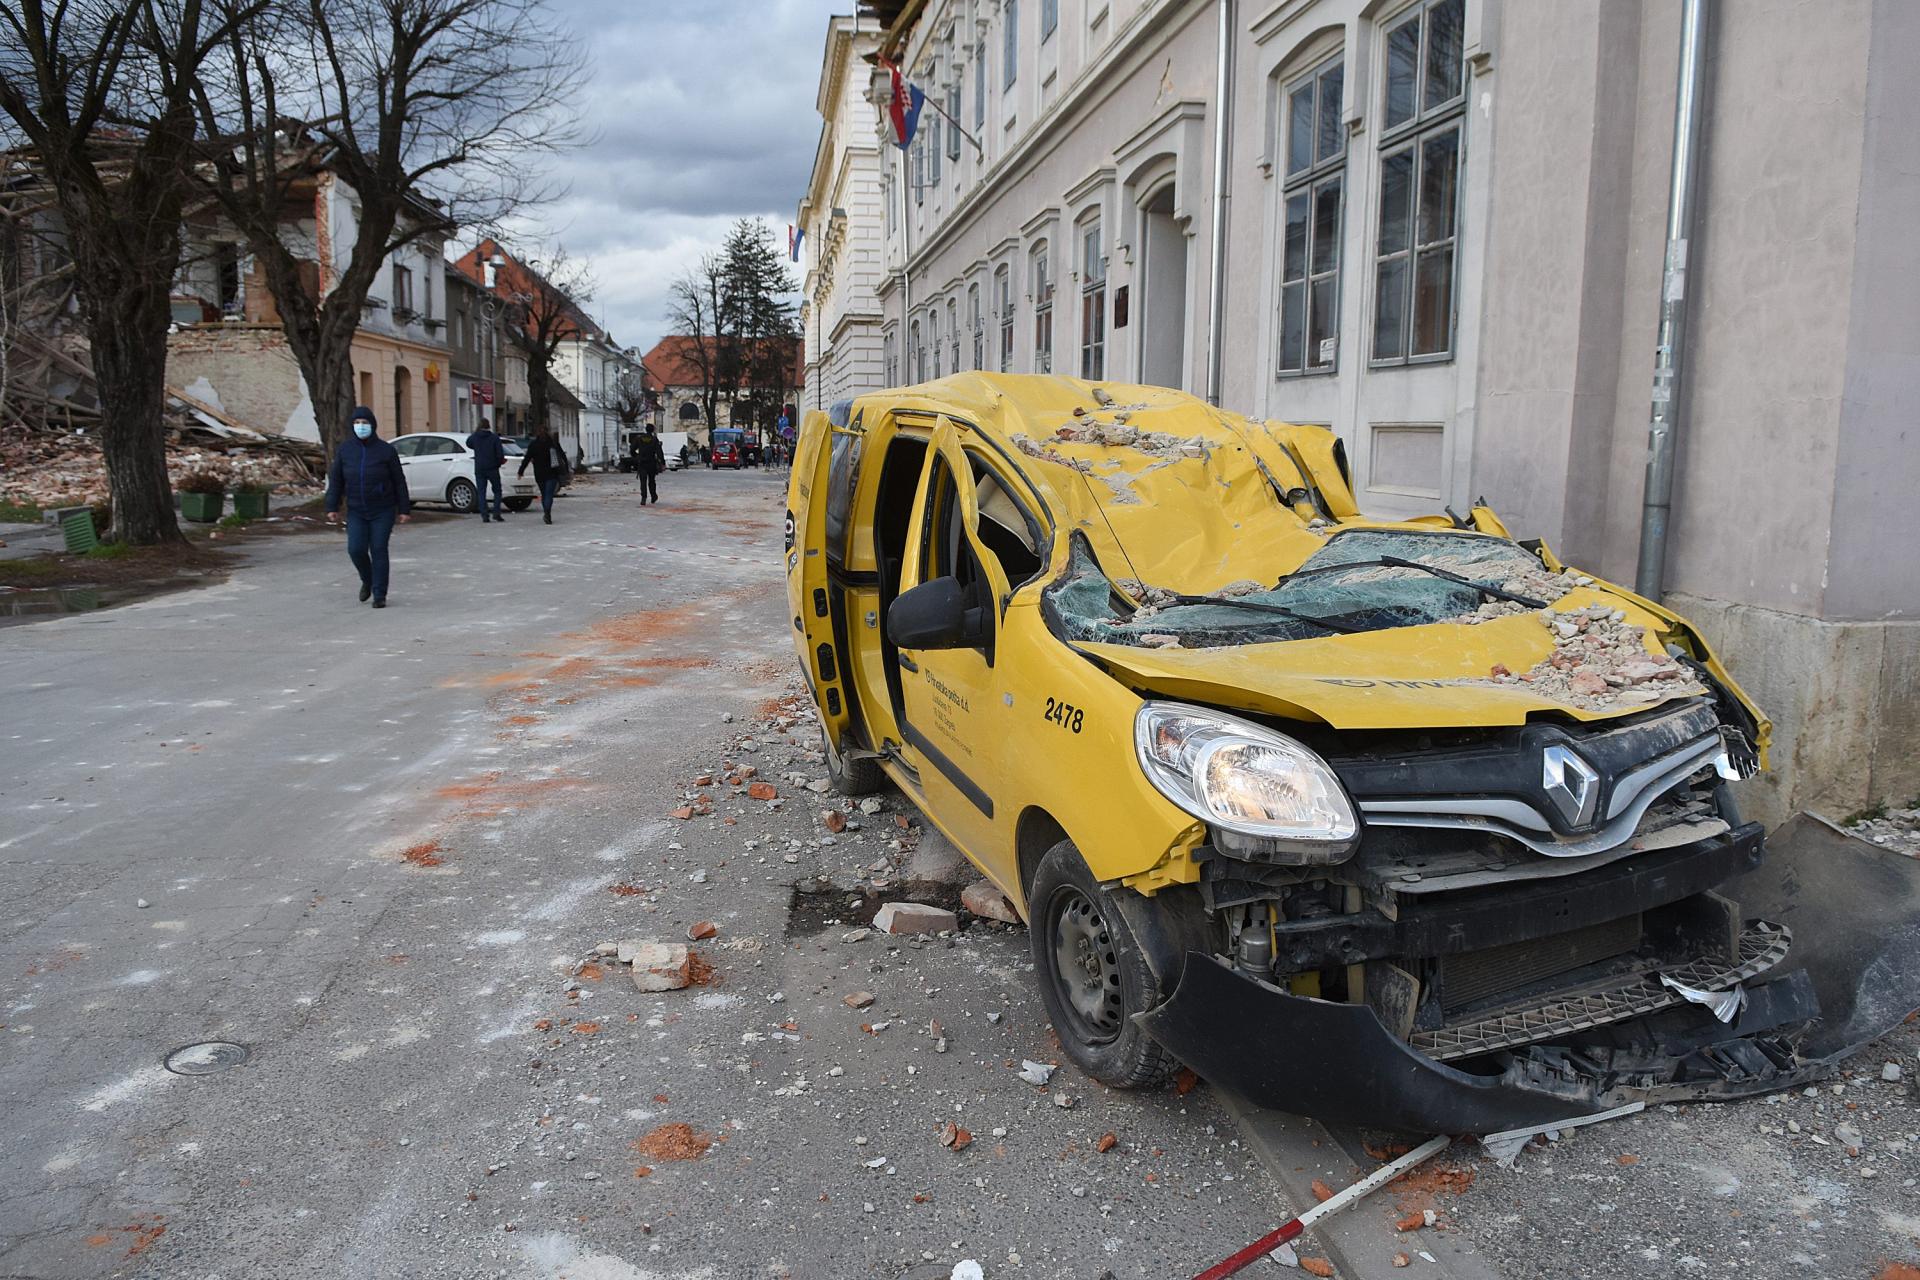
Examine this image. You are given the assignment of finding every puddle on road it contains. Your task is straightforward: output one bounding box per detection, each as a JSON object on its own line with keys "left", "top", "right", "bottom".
{"left": 0, "top": 583, "right": 179, "bottom": 624}
{"left": 783, "top": 878, "right": 968, "bottom": 939}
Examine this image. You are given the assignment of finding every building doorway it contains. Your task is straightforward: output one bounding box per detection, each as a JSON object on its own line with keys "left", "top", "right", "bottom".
{"left": 394, "top": 366, "right": 413, "bottom": 435}
{"left": 1137, "top": 184, "right": 1188, "bottom": 390}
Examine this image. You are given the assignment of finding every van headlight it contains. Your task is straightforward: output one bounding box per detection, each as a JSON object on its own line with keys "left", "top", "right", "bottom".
{"left": 1135, "top": 702, "right": 1359, "bottom": 864}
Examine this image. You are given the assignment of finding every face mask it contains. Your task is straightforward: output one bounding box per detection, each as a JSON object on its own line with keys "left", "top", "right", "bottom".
{"left": 353, "top": 422, "right": 373, "bottom": 439}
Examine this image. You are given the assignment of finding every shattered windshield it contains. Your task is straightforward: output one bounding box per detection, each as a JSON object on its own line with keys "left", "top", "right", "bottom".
{"left": 1047, "top": 530, "right": 1574, "bottom": 649}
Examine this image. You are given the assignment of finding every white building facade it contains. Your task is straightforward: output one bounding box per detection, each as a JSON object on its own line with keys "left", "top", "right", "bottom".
{"left": 554, "top": 334, "right": 636, "bottom": 466}
{"left": 798, "top": 15, "right": 891, "bottom": 409}
{"left": 856, "top": 0, "right": 1920, "bottom": 827}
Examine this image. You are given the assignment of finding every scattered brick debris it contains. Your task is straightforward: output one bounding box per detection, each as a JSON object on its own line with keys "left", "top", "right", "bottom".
{"left": 630, "top": 1123, "right": 713, "bottom": 1162}
{"left": 400, "top": 840, "right": 445, "bottom": 867}
{"left": 937, "top": 1121, "right": 973, "bottom": 1151}
{"left": 1300, "top": 1258, "right": 1335, "bottom": 1277}
{"left": 1096, "top": 1133, "right": 1118, "bottom": 1154}
{"left": 1311, "top": 1179, "right": 1336, "bottom": 1203}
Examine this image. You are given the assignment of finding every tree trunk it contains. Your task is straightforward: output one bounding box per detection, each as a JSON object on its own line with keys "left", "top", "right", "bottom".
{"left": 88, "top": 300, "right": 184, "bottom": 545}
{"left": 528, "top": 362, "right": 550, "bottom": 433}
{"left": 65, "top": 204, "right": 186, "bottom": 546}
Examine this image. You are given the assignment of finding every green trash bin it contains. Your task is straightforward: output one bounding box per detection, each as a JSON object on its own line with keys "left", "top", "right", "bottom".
{"left": 60, "top": 508, "right": 98, "bottom": 553}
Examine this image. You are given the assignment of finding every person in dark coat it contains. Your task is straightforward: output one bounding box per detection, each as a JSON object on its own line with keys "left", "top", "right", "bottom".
{"left": 634, "top": 427, "right": 666, "bottom": 504}
{"left": 324, "top": 406, "right": 412, "bottom": 607}
{"left": 465, "top": 416, "right": 509, "bottom": 522}
{"left": 516, "top": 423, "right": 567, "bottom": 524}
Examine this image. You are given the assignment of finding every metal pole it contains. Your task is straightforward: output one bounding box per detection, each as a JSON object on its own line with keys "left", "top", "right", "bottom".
{"left": 1203, "top": 0, "right": 1235, "bottom": 406}
{"left": 1636, "top": 0, "right": 1710, "bottom": 600}
{"left": 898, "top": 142, "right": 913, "bottom": 378}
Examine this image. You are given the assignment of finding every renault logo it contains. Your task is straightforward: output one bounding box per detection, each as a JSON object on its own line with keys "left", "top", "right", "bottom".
{"left": 1541, "top": 744, "right": 1601, "bottom": 828}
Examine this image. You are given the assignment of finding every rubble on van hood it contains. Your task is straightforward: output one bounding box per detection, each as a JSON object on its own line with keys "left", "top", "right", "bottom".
{"left": 1470, "top": 601, "right": 1707, "bottom": 711}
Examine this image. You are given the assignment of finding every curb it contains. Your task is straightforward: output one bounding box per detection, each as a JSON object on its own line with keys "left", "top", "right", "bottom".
{"left": 1216, "top": 1089, "right": 1504, "bottom": 1280}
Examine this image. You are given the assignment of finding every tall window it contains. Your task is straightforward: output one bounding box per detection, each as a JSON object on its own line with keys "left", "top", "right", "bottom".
{"left": 1004, "top": 0, "right": 1018, "bottom": 90}
{"left": 391, "top": 263, "right": 414, "bottom": 315}
{"left": 1373, "top": 0, "right": 1465, "bottom": 364}
{"left": 911, "top": 319, "right": 924, "bottom": 382}
{"left": 946, "top": 82, "right": 963, "bottom": 162}
{"left": 928, "top": 112, "right": 942, "bottom": 186}
{"left": 974, "top": 39, "right": 987, "bottom": 128}
{"left": 884, "top": 328, "right": 899, "bottom": 386}
{"left": 1041, "top": 0, "right": 1058, "bottom": 40}
{"left": 1031, "top": 244, "right": 1052, "bottom": 373}
{"left": 948, "top": 298, "right": 960, "bottom": 373}
{"left": 913, "top": 136, "right": 926, "bottom": 206}
{"left": 930, "top": 306, "right": 942, "bottom": 379}
{"left": 1278, "top": 54, "right": 1345, "bottom": 376}
{"left": 995, "top": 264, "right": 1014, "bottom": 371}
{"left": 969, "top": 283, "right": 984, "bottom": 370}
{"left": 1080, "top": 221, "right": 1106, "bottom": 379}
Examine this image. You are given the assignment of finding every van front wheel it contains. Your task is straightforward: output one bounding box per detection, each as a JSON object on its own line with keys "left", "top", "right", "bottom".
{"left": 1029, "top": 840, "right": 1176, "bottom": 1090}
{"left": 823, "top": 727, "right": 886, "bottom": 796}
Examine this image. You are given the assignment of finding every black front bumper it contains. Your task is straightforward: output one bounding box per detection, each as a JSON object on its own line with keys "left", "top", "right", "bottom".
{"left": 1137, "top": 817, "right": 1920, "bottom": 1133}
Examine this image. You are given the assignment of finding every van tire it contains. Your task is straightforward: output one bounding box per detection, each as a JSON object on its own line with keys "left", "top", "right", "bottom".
{"left": 1029, "top": 840, "right": 1176, "bottom": 1091}
{"left": 823, "top": 728, "right": 886, "bottom": 796}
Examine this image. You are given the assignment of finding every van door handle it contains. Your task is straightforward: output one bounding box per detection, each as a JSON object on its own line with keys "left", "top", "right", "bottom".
{"left": 898, "top": 653, "right": 919, "bottom": 672}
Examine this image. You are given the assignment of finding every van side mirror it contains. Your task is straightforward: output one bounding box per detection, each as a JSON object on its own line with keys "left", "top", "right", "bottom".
{"left": 888, "top": 577, "right": 986, "bottom": 650}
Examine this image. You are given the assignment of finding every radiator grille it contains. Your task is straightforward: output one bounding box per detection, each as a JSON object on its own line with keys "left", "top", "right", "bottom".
{"left": 1441, "top": 913, "right": 1642, "bottom": 1012}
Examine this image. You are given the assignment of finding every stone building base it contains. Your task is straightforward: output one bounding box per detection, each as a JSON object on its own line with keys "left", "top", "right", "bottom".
{"left": 1670, "top": 591, "right": 1920, "bottom": 830}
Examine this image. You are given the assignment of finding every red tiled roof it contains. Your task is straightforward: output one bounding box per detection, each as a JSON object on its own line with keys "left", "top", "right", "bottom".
{"left": 641, "top": 334, "right": 803, "bottom": 392}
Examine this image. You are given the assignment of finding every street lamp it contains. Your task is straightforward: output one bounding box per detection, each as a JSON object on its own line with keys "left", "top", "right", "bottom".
{"left": 482, "top": 251, "right": 506, "bottom": 433}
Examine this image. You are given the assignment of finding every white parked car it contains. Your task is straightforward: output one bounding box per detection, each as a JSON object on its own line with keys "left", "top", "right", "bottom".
{"left": 392, "top": 432, "right": 538, "bottom": 513}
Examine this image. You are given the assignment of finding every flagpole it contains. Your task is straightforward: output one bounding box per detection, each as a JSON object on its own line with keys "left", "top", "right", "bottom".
{"left": 919, "top": 91, "right": 984, "bottom": 157}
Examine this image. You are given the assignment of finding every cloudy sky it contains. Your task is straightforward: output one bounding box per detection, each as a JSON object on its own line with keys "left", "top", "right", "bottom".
{"left": 500, "top": 0, "right": 854, "bottom": 357}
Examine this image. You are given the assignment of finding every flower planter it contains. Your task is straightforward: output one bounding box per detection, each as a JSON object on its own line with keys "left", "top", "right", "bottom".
{"left": 231, "top": 491, "right": 269, "bottom": 519}
{"left": 180, "top": 491, "right": 224, "bottom": 523}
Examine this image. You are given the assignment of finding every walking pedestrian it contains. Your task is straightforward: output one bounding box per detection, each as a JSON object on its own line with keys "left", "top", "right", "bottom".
{"left": 517, "top": 422, "right": 567, "bottom": 524}
{"left": 635, "top": 426, "right": 666, "bottom": 505}
{"left": 466, "top": 415, "right": 508, "bottom": 523}
{"left": 324, "top": 406, "right": 412, "bottom": 608}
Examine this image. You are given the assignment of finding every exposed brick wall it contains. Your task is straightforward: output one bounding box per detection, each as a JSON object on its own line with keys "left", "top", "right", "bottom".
{"left": 166, "top": 326, "right": 316, "bottom": 441}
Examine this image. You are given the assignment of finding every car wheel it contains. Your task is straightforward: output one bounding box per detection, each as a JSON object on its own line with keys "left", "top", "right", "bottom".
{"left": 447, "top": 477, "right": 477, "bottom": 512}
{"left": 823, "top": 726, "right": 887, "bottom": 796}
{"left": 1029, "top": 840, "right": 1177, "bottom": 1090}
{"left": 504, "top": 497, "right": 533, "bottom": 512}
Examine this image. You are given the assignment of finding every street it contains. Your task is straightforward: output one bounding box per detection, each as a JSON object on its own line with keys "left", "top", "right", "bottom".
{"left": 0, "top": 471, "right": 1285, "bottom": 1280}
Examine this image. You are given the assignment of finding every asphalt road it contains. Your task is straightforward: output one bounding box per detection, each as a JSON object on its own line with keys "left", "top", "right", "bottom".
{"left": 0, "top": 470, "right": 1285, "bottom": 1280}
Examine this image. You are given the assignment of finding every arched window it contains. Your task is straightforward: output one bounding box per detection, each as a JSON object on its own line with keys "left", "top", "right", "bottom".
{"left": 678, "top": 400, "right": 701, "bottom": 421}
{"left": 1030, "top": 244, "right": 1052, "bottom": 373}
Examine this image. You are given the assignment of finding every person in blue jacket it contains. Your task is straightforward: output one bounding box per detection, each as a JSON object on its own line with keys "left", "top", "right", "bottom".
{"left": 465, "top": 416, "right": 508, "bottom": 522}
{"left": 324, "top": 406, "right": 412, "bottom": 608}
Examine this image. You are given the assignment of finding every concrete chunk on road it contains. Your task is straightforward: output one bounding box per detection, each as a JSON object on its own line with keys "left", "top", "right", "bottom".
{"left": 622, "top": 941, "right": 692, "bottom": 991}
{"left": 872, "top": 901, "right": 959, "bottom": 934}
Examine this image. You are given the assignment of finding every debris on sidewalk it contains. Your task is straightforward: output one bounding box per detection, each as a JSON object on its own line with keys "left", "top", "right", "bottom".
{"left": 1478, "top": 1100, "right": 1646, "bottom": 1168}
{"left": 1847, "top": 800, "right": 1920, "bottom": 856}
{"left": 613, "top": 941, "right": 693, "bottom": 992}
{"left": 1016, "top": 1059, "right": 1056, "bottom": 1086}
{"left": 961, "top": 878, "right": 1020, "bottom": 923}
{"left": 872, "top": 901, "right": 959, "bottom": 934}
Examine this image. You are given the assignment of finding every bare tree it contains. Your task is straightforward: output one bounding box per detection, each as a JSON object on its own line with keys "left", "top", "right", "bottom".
{"left": 666, "top": 254, "right": 723, "bottom": 432}
{"left": 191, "top": 0, "right": 581, "bottom": 456}
{"left": 0, "top": 0, "right": 261, "bottom": 543}
{"left": 598, "top": 364, "right": 647, "bottom": 431}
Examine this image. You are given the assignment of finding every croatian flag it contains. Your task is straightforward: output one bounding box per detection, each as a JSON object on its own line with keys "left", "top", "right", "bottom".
{"left": 788, "top": 224, "right": 804, "bottom": 262}
{"left": 885, "top": 61, "right": 925, "bottom": 150}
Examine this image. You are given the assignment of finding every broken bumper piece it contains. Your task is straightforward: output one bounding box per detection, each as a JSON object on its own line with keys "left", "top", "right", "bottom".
{"left": 1139, "top": 813, "right": 1920, "bottom": 1134}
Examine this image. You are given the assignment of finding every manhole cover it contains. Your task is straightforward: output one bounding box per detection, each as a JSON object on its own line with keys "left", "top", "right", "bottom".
{"left": 163, "top": 1041, "right": 250, "bottom": 1076}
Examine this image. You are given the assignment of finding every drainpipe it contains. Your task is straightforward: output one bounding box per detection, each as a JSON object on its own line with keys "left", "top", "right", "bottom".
{"left": 1635, "top": 0, "right": 1710, "bottom": 600}
{"left": 1203, "top": 0, "right": 1236, "bottom": 406}
{"left": 898, "top": 143, "right": 913, "bottom": 376}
